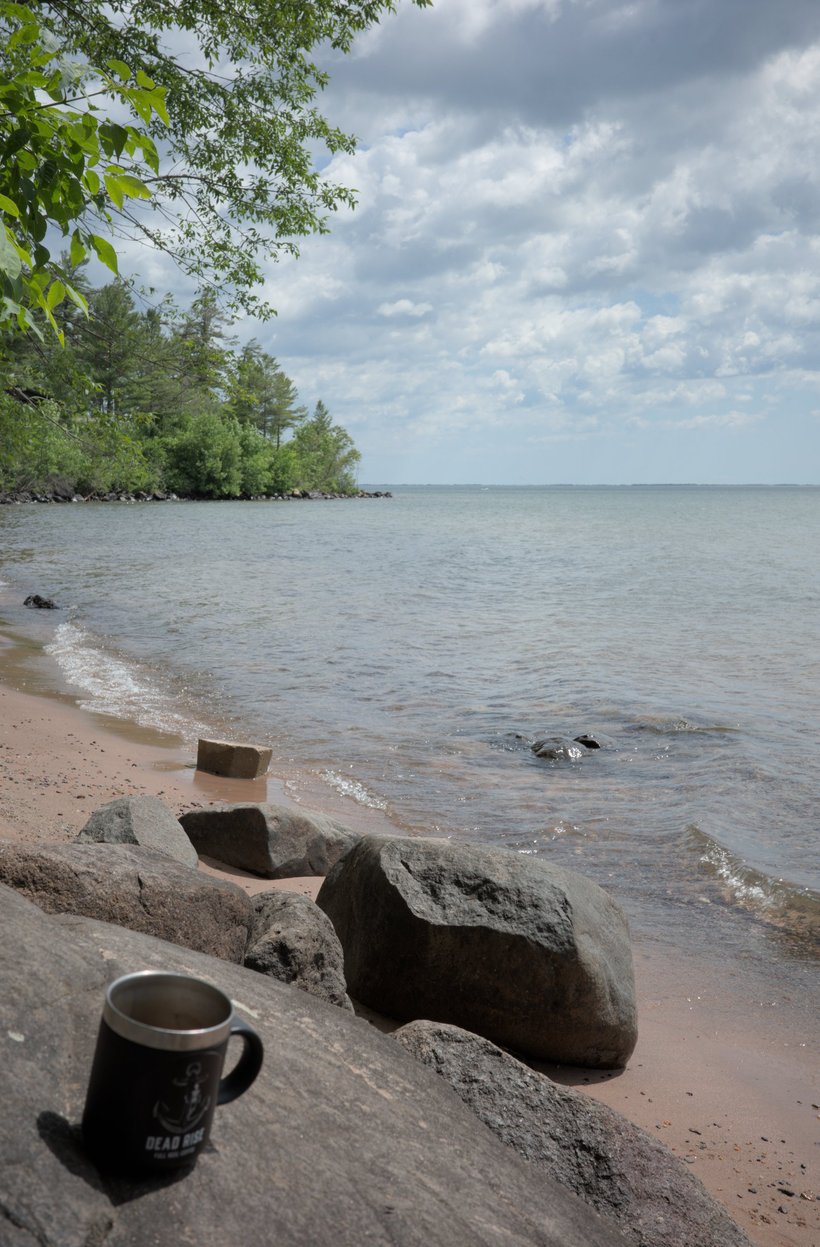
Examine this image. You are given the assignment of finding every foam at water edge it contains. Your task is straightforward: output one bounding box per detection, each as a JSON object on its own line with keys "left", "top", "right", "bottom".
{"left": 321, "top": 768, "right": 388, "bottom": 810}
{"left": 687, "top": 824, "right": 820, "bottom": 944}
{"left": 46, "top": 621, "right": 208, "bottom": 742}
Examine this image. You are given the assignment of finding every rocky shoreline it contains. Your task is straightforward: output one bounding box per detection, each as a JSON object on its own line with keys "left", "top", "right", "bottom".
{"left": 0, "top": 797, "right": 752, "bottom": 1247}
{"left": 0, "top": 674, "right": 816, "bottom": 1247}
{"left": 0, "top": 483, "right": 392, "bottom": 505}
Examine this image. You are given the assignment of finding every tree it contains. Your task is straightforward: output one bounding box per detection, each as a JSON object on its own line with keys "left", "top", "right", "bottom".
{"left": 227, "top": 341, "right": 301, "bottom": 447}
{"left": 175, "top": 288, "right": 234, "bottom": 398}
{"left": 291, "top": 399, "right": 360, "bottom": 493}
{"left": 73, "top": 281, "right": 146, "bottom": 414}
{"left": 2, "top": 0, "right": 431, "bottom": 330}
{"left": 0, "top": 2, "right": 169, "bottom": 336}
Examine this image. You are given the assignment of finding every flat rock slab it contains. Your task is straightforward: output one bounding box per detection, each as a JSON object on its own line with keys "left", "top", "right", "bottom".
{"left": 0, "top": 840, "right": 252, "bottom": 962}
{"left": 0, "top": 883, "right": 629, "bottom": 1247}
{"left": 179, "top": 802, "right": 359, "bottom": 878}
{"left": 196, "top": 738, "right": 272, "bottom": 779}
{"left": 78, "top": 795, "right": 198, "bottom": 869}
{"left": 317, "top": 836, "right": 637, "bottom": 1067}
{"left": 245, "top": 890, "right": 353, "bottom": 1011}
{"left": 394, "top": 1021, "right": 751, "bottom": 1247}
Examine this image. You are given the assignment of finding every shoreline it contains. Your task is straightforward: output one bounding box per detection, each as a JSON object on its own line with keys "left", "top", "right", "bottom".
{"left": 0, "top": 645, "right": 816, "bottom": 1245}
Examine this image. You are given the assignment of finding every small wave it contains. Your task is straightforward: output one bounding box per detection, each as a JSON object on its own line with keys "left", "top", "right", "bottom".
{"left": 686, "top": 825, "right": 819, "bottom": 949}
{"left": 46, "top": 622, "right": 207, "bottom": 741}
{"left": 321, "top": 769, "right": 388, "bottom": 811}
{"left": 634, "top": 716, "right": 740, "bottom": 735}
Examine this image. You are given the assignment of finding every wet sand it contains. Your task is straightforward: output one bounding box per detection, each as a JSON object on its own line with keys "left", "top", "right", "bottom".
{"left": 0, "top": 666, "right": 817, "bottom": 1246}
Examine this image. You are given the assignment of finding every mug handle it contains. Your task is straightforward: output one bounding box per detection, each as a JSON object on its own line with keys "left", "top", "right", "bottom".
{"left": 218, "top": 1017, "right": 264, "bottom": 1105}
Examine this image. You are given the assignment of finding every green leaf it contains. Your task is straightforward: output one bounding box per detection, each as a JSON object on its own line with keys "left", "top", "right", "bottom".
{"left": 116, "top": 173, "right": 151, "bottom": 200}
{"left": 89, "top": 233, "right": 118, "bottom": 274}
{"left": 64, "top": 281, "right": 88, "bottom": 315}
{"left": 0, "top": 194, "right": 20, "bottom": 218}
{"left": 0, "top": 229, "right": 23, "bottom": 279}
{"left": 107, "top": 59, "right": 132, "bottom": 80}
{"left": 46, "top": 279, "right": 66, "bottom": 311}
{"left": 104, "top": 173, "right": 124, "bottom": 209}
{"left": 69, "top": 231, "right": 86, "bottom": 267}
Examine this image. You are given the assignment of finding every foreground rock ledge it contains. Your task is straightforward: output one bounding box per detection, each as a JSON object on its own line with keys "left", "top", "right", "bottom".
{"left": 394, "top": 1021, "right": 752, "bottom": 1247}
{"left": 318, "top": 836, "right": 637, "bottom": 1067}
{"left": 0, "top": 884, "right": 628, "bottom": 1247}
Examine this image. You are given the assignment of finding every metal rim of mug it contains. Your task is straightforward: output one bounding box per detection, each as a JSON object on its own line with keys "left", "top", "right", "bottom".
{"left": 103, "top": 970, "right": 235, "bottom": 1052}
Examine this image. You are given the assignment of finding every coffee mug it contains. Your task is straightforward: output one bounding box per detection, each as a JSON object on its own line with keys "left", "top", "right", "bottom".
{"left": 82, "top": 970, "right": 264, "bottom": 1175}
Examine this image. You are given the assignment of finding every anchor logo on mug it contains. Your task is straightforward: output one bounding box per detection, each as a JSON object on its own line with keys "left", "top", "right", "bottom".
{"left": 82, "top": 970, "right": 264, "bottom": 1175}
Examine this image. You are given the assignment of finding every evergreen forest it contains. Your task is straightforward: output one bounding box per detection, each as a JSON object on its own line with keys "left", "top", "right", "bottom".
{"left": 0, "top": 274, "right": 362, "bottom": 500}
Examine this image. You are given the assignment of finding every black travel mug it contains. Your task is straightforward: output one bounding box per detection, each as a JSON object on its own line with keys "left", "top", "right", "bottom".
{"left": 82, "top": 970, "right": 264, "bottom": 1175}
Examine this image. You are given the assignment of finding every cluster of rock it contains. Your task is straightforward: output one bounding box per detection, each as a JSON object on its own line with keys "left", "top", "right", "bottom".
{"left": 0, "top": 486, "right": 391, "bottom": 505}
{"left": 0, "top": 794, "right": 751, "bottom": 1247}
{"left": 530, "top": 730, "right": 616, "bottom": 760}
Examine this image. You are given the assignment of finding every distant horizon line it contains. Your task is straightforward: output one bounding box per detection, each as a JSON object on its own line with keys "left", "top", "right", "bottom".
{"left": 359, "top": 481, "right": 820, "bottom": 489}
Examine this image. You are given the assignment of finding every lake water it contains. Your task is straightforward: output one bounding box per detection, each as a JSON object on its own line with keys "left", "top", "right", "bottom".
{"left": 1, "top": 485, "right": 818, "bottom": 989}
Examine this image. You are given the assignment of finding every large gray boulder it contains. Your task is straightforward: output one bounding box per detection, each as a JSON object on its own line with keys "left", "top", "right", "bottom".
{"left": 245, "top": 889, "right": 354, "bottom": 1011}
{"left": 317, "top": 836, "right": 637, "bottom": 1067}
{"left": 179, "top": 802, "right": 359, "bottom": 878}
{"left": 78, "top": 795, "right": 198, "bottom": 868}
{"left": 0, "top": 883, "right": 629, "bottom": 1247}
{"left": 393, "top": 1021, "right": 751, "bottom": 1247}
{"left": 0, "top": 840, "right": 252, "bottom": 962}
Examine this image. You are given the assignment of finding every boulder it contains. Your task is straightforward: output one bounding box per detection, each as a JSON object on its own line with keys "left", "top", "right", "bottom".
{"left": 532, "top": 736, "right": 587, "bottom": 760}
{"left": 179, "top": 802, "right": 359, "bottom": 878}
{"left": 0, "top": 883, "right": 629, "bottom": 1247}
{"left": 196, "top": 738, "right": 272, "bottom": 779}
{"left": 77, "top": 795, "right": 198, "bottom": 869}
{"left": 393, "top": 1021, "right": 751, "bottom": 1247}
{"left": 0, "top": 841, "right": 252, "bottom": 962}
{"left": 245, "top": 890, "right": 353, "bottom": 1011}
{"left": 317, "top": 836, "right": 637, "bottom": 1067}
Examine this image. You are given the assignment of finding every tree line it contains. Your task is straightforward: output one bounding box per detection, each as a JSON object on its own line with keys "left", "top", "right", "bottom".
{"left": 0, "top": 274, "right": 362, "bottom": 499}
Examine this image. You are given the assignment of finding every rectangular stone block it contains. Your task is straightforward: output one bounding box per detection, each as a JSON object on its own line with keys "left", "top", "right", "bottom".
{"left": 196, "top": 738, "right": 272, "bottom": 780}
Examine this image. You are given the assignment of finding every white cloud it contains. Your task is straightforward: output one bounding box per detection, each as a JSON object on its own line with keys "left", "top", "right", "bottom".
{"left": 149, "top": 0, "right": 820, "bottom": 482}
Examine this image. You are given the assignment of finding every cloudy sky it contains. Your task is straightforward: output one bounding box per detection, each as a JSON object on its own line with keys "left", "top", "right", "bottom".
{"left": 155, "top": 0, "right": 820, "bottom": 483}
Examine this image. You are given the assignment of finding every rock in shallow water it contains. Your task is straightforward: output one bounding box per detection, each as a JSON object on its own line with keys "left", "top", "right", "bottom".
{"left": 532, "top": 735, "right": 588, "bottom": 760}
{"left": 196, "top": 738, "right": 272, "bottom": 779}
{"left": 317, "top": 835, "right": 637, "bottom": 1067}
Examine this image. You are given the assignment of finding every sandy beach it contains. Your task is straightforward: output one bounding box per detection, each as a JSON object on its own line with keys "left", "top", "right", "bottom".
{"left": 0, "top": 659, "right": 816, "bottom": 1247}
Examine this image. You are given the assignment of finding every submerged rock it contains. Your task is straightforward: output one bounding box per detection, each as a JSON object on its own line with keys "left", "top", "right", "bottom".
{"left": 532, "top": 735, "right": 588, "bottom": 760}
{"left": 23, "top": 593, "right": 58, "bottom": 609}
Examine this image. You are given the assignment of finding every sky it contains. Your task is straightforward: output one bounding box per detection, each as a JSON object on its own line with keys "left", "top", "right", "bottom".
{"left": 136, "top": 0, "right": 820, "bottom": 484}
